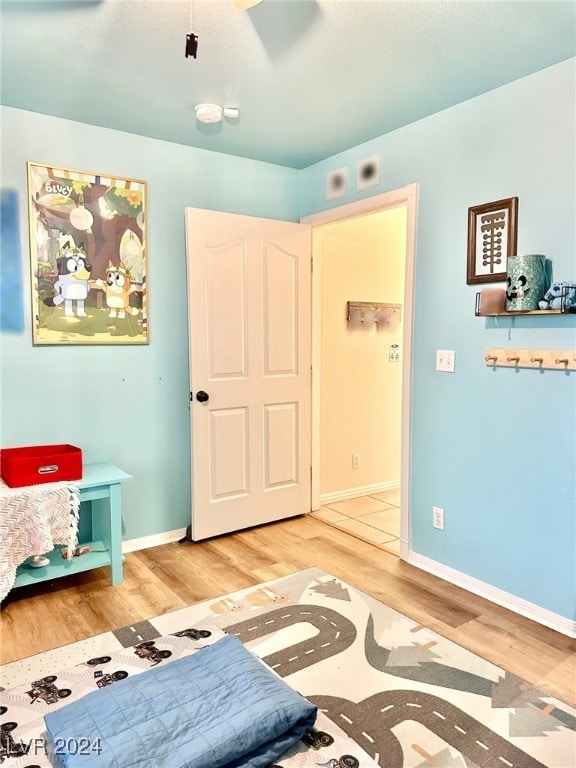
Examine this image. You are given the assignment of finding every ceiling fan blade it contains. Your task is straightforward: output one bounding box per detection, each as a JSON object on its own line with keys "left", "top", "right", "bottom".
{"left": 230, "top": 0, "right": 263, "bottom": 10}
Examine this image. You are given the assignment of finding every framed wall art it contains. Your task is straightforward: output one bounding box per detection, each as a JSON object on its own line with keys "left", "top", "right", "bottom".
{"left": 467, "top": 197, "right": 518, "bottom": 285}
{"left": 27, "top": 162, "right": 148, "bottom": 345}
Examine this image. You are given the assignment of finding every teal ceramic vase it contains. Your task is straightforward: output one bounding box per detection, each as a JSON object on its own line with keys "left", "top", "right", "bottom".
{"left": 505, "top": 254, "right": 548, "bottom": 311}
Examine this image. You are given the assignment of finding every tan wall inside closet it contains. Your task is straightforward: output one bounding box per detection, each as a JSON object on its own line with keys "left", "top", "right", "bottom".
{"left": 320, "top": 206, "right": 407, "bottom": 497}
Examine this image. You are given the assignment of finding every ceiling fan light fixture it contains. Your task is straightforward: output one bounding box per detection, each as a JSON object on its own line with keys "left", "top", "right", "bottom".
{"left": 195, "top": 103, "right": 223, "bottom": 124}
{"left": 230, "top": 0, "right": 263, "bottom": 10}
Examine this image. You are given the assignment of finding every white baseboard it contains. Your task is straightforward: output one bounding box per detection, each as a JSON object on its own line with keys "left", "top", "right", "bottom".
{"left": 407, "top": 551, "right": 576, "bottom": 638}
{"left": 320, "top": 480, "right": 399, "bottom": 506}
{"left": 122, "top": 527, "right": 188, "bottom": 554}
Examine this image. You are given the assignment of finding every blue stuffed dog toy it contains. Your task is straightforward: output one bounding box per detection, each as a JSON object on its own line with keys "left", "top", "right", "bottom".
{"left": 539, "top": 281, "right": 576, "bottom": 310}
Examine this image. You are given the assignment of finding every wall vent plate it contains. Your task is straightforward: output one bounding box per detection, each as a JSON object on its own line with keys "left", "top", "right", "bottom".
{"left": 326, "top": 167, "right": 347, "bottom": 200}
{"left": 357, "top": 155, "right": 380, "bottom": 191}
{"left": 195, "top": 103, "right": 223, "bottom": 124}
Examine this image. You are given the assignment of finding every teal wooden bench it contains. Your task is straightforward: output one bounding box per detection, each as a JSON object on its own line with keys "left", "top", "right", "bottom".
{"left": 14, "top": 463, "right": 132, "bottom": 589}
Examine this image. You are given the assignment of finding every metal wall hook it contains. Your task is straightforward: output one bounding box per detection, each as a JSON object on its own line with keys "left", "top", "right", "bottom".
{"left": 485, "top": 348, "right": 576, "bottom": 371}
{"left": 347, "top": 301, "right": 402, "bottom": 326}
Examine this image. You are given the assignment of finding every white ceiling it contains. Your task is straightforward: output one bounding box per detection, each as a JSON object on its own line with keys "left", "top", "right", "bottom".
{"left": 1, "top": 0, "right": 574, "bottom": 169}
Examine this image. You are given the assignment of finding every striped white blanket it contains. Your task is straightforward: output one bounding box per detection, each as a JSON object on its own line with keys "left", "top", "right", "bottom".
{"left": 0, "top": 479, "right": 79, "bottom": 600}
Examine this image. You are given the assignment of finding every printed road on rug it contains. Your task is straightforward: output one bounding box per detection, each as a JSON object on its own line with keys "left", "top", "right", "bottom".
{"left": 1, "top": 567, "right": 575, "bottom": 768}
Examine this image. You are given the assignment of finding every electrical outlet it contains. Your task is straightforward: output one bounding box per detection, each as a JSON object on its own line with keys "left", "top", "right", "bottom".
{"left": 352, "top": 454, "right": 360, "bottom": 469}
{"left": 436, "top": 350, "right": 455, "bottom": 372}
{"left": 433, "top": 506, "right": 444, "bottom": 530}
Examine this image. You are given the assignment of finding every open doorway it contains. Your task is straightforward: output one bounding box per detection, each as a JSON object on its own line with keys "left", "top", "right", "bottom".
{"left": 302, "top": 185, "right": 417, "bottom": 560}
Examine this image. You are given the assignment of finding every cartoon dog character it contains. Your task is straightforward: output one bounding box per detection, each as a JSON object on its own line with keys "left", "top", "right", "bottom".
{"left": 538, "top": 281, "right": 576, "bottom": 310}
{"left": 43, "top": 242, "right": 92, "bottom": 317}
{"left": 96, "top": 261, "right": 138, "bottom": 319}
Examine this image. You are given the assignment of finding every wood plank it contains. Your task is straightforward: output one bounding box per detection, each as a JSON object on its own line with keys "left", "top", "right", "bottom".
{"left": 1, "top": 515, "right": 574, "bottom": 706}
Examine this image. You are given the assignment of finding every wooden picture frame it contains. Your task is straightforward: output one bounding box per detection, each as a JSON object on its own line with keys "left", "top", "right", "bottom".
{"left": 27, "top": 161, "right": 148, "bottom": 345}
{"left": 467, "top": 197, "right": 518, "bottom": 285}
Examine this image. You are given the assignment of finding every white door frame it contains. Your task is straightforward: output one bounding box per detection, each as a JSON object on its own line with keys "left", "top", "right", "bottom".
{"left": 301, "top": 184, "right": 418, "bottom": 560}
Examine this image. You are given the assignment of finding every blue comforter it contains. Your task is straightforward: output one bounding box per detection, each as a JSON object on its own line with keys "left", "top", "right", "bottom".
{"left": 44, "top": 634, "right": 317, "bottom": 768}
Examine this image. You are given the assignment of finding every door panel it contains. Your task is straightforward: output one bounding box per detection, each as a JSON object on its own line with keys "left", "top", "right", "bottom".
{"left": 206, "top": 240, "right": 247, "bottom": 379}
{"left": 185, "top": 208, "right": 311, "bottom": 540}
{"left": 263, "top": 244, "right": 298, "bottom": 375}
{"left": 264, "top": 402, "right": 298, "bottom": 488}
{"left": 209, "top": 407, "right": 249, "bottom": 501}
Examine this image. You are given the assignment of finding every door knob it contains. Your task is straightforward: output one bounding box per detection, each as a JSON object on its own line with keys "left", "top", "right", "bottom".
{"left": 196, "top": 390, "right": 209, "bottom": 403}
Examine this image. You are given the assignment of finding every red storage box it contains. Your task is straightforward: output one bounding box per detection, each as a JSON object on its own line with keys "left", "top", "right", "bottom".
{"left": 0, "top": 444, "right": 83, "bottom": 487}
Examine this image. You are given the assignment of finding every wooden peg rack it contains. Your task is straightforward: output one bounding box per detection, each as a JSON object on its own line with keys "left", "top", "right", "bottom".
{"left": 484, "top": 348, "right": 576, "bottom": 371}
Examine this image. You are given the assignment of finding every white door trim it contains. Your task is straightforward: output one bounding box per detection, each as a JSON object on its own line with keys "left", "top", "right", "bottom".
{"left": 301, "top": 184, "right": 419, "bottom": 561}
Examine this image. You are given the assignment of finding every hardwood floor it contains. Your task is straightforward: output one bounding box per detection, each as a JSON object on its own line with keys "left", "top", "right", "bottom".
{"left": 2, "top": 514, "right": 574, "bottom": 706}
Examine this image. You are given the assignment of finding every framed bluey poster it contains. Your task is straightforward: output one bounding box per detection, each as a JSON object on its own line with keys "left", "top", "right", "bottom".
{"left": 27, "top": 162, "right": 148, "bottom": 345}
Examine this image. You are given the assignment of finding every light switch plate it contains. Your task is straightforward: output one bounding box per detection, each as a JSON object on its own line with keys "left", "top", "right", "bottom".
{"left": 436, "top": 349, "right": 455, "bottom": 372}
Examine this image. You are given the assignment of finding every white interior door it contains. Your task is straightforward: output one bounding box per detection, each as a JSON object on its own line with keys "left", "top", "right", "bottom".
{"left": 185, "top": 208, "right": 311, "bottom": 540}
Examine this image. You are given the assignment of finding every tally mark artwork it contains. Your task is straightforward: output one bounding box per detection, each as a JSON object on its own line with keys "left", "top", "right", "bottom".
{"left": 27, "top": 162, "right": 148, "bottom": 345}
{"left": 466, "top": 197, "right": 518, "bottom": 285}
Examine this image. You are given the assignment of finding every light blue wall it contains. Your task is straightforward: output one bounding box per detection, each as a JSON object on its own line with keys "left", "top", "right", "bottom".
{"left": 2, "top": 60, "right": 575, "bottom": 621}
{"left": 0, "top": 107, "right": 300, "bottom": 541}
{"left": 302, "top": 59, "right": 576, "bottom": 621}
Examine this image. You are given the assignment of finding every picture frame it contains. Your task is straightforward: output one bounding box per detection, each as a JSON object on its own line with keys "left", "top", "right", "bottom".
{"left": 27, "top": 161, "right": 148, "bottom": 345}
{"left": 466, "top": 197, "right": 518, "bottom": 285}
